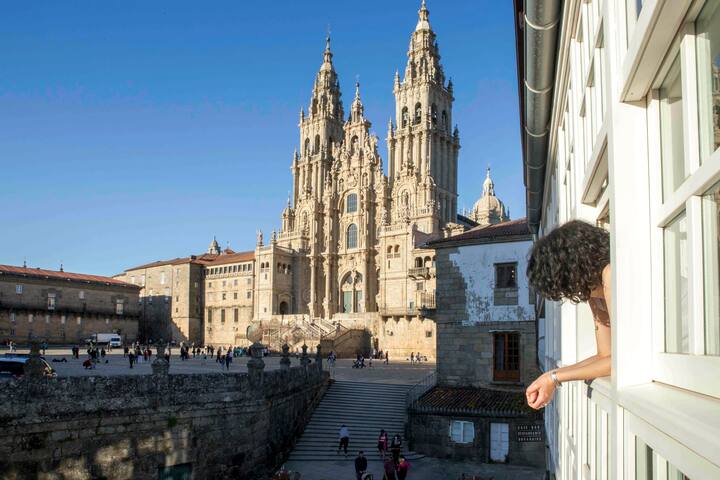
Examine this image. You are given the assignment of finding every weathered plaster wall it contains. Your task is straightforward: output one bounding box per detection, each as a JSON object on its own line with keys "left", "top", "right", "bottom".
{"left": 444, "top": 240, "right": 534, "bottom": 325}
{"left": 0, "top": 363, "right": 328, "bottom": 480}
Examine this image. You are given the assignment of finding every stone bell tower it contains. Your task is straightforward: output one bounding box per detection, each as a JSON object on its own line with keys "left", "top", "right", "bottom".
{"left": 387, "top": 0, "right": 460, "bottom": 231}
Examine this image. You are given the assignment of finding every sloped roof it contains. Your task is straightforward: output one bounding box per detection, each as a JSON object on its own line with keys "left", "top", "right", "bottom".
{"left": 206, "top": 250, "right": 255, "bottom": 266}
{"left": 126, "top": 250, "right": 255, "bottom": 271}
{"left": 0, "top": 265, "right": 140, "bottom": 289}
{"left": 413, "top": 385, "right": 540, "bottom": 418}
{"left": 427, "top": 218, "right": 532, "bottom": 248}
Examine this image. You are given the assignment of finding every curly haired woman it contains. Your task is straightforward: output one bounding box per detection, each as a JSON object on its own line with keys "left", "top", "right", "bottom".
{"left": 525, "top": 220, "right": 611, "bottom": 410}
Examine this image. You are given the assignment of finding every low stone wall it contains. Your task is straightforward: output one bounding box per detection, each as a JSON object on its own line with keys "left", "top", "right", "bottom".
{"left": 0, "top": 358, "right": 328, "bottom": 479}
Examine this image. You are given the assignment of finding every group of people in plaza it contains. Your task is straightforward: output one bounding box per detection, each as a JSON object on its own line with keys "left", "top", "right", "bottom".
{"left": 339, "top": 426, "right": 410, "bottom": 480}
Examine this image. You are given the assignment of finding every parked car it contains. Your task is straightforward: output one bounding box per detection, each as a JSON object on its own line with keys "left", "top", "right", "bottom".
{"left": 0, "top": 356, "right": 56, "bottom": 380}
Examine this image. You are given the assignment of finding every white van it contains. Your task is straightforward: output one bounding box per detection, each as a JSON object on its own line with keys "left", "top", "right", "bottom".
{"left": 86, "top": 333, "right": 123, "bottom": 348}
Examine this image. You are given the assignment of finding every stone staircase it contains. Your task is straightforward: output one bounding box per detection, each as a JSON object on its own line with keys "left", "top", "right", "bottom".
{"left": 287, "top": 381, "right": 425, "bottom": 462}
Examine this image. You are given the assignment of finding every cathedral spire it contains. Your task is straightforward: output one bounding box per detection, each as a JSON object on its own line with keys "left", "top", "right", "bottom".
{"left": 322, "top": 33, "right": 333, "bottom": 69}
{"left": 350, "top": 80, "right": 364, "bottom": 122}
{"left": 483, "top": 166, "right": 495, "bottom": 197}
{"left": 416, "top": 0, "right": 431, "bottom": 31}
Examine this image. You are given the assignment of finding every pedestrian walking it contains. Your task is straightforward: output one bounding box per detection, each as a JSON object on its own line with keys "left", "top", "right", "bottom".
{"left": 123, "top": 345, "right": 129, "bottom": 357}
{"left": 377, "top": 429, "right": 389, "bottom": 460}
{"left": 390, "top": 434, "right": 402, "bottom": 465}
{"left": 383, "top": 458, "right": 397, "bottom": 480}
{"left": 410, "top": 352, "right": 414, "bottom": 364}
{"left": 337, "top": 424, "right": 350, "bottom": 457}
{"left": 396, "top": 456, "right": 410, "bottom": 480}
{"left": 128, "top": 352, "right": 135, "bottom": 369}
{"left": 385, "top": 351, "right": 389, "bottom": 365}
{"left": 100, "top": 347, "right": 107, "bottom": 363}
{"left": 354, "top": 451, "right": 368, "bottom": 480}
{"left": 224, "top": 350, "right": 232, "bottom": 370}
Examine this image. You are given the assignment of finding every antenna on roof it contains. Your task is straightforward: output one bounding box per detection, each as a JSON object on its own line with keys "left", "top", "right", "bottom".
{"left": 60, "top": 261, "right": 64, "bottom": 272}
{"left": 23, "top": 257, "right": 27, "bottom": 268}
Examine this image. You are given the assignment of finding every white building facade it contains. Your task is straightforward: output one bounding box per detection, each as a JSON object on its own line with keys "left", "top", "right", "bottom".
{"left": 515, "top": 0, "right": 720, "bottom": 479}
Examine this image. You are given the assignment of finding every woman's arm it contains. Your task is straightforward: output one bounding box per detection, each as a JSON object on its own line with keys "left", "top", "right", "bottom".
{"left": 526, "top": 266, "right": 612, "bottom": 409}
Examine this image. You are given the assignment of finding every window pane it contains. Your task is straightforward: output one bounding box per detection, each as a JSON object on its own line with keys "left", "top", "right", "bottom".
{"left": 703, "top": 181, "right": 720, "bottom": 355}
{"left": 660, "top": 55, "right": 687, "bottom": 199}
{"left": 664, "top": 212, "right": 689, "bottom": 353}
{"left": 635, "top": 437, "right": 653, "bottom": 480}
{"left": 696, "top": 0, "right": 720, "bottom": 161}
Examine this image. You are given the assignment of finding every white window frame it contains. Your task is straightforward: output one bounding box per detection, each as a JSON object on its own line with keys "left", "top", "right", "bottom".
{"left": 79, "top": 290, "right": 85, "bottom": 300}
{"left": 47, "top": 293, "right": 56, "bottom": 310}
{"left": 647, "top": 14, "right": 720, "bottom": 399}
{"left": 116, "top": 300, "right": 124, "bottom": 315}
{"left": 15, "top": 284, "right": 23, "bottom": 295}
{"left": 449, "top": 420, "right": 475, "bottom": 444}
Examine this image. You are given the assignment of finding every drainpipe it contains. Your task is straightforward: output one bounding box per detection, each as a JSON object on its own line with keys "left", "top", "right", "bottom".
{"left": 517, "top": 0, "right": 562, "bottom": 233}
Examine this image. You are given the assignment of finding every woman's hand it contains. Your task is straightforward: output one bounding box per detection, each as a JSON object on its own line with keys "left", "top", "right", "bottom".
{"left": 526, "top": 372, "right": 557, "bottom": 410}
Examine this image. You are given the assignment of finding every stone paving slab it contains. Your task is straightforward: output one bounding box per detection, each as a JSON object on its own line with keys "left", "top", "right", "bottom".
{"left": 281, "top": 456, "right": 545, "bottom": 480}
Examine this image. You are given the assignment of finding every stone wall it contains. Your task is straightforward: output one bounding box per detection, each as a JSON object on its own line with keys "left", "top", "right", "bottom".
{"left": 0, "top": 361, "right": 328, "bottom": 479}
{"left": 407, "top": 412, "right": 545, "bottom": 467}
{"left": 436, "top": 321, "right": 540, "bottom": 388}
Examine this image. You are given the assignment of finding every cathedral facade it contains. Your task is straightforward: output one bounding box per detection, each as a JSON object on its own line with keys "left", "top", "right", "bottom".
{"left": 253, "top": 2, "right": 468, "bottom": 358}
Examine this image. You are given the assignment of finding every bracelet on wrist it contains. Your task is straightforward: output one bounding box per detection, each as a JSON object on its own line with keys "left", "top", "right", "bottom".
{"left": 551, "top": 370, "right": 562, "bottom": 388}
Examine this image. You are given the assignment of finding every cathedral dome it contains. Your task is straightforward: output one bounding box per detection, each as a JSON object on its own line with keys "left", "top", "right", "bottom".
{"left": 470, "top": 167, "right": 510, "bottom": 226}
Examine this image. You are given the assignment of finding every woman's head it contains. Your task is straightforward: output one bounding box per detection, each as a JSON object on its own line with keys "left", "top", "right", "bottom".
{"left": 527, "top": 220, "right": 610, "bottom": 303}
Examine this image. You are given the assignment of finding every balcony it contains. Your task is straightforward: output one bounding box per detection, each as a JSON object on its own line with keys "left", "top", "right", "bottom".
{"left": 409, "top": 267, "right": 435, "bottom": 279}
{"left": 416, "top": 291, "right": 436, "bottom": 311}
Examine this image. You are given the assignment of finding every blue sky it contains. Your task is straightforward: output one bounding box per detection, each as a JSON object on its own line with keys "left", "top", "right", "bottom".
{"left": 0, "top": 0, "right": 523, "bottom": 276}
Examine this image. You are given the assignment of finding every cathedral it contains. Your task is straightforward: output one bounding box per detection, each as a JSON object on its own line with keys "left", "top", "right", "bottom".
{"left": 251, "top": 1, "right": 510, "bottom": 357}
{"left": 116, "top": 1, "right": 513, "bottom": 358}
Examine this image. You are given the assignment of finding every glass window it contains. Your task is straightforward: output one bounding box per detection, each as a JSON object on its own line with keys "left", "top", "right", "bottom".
{"left": 660, "top": 55, "right": 688, "bottom": 199}
{"left": 15, "top": 284, "right": 22, "bottom": 294}
{"left": 696, "top": 0, "right": 720, "bottom": 162}
{"left": 347, "top": 224, "right": 358, "bottom": 249}
{"left": 79, "top": 290, "right": 85, "bottom": 299}
{"left": 449, "top": 420, "right": 475, "bottom": 444}
{"left": 116, "top": 300, "right": 124, "bottom": 315}
{"left": 495, "top": 263, "right": 518, "bottom": 289}
{"left": 703, "top": 181, "right": 720, "bottom": 355}
{"left": 664, "top": 212, "right": 689, "bottom": 353}
{"left": 493, "top": 332, "right": 520, "bottom": 381}
{"left": 47, "top": 293, "right": 56, "bottom": 310}
{"left": 346, "top": 193, "right": 358, "bottom": 213}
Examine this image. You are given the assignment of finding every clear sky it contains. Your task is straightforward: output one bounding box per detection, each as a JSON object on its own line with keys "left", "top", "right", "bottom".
{"left": 0, "top": 0, "right": 523, "bottom": 276}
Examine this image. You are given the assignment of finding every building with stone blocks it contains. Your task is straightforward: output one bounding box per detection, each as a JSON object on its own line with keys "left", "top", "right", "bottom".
{"left": 256, "top": 1, "right": 476, "bottom": 360}
{"left": 406, "top": 219, "right": 543, "bottom": 467}
{"left": 515, "top": 0, "right": 720, "bottom": 478}
{"left": 0, "top": 264, "right": 140, "bottom": 345}
{"left": 204, "top": 250, "right": 255, "bottom": 347}
{"left": 114, "top": 239, "right": 255, "bottom": 346}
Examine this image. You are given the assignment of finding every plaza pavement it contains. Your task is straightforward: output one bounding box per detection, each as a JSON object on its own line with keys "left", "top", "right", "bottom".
{"left": 5, "top": 346, "right": 435, "bottom": 381}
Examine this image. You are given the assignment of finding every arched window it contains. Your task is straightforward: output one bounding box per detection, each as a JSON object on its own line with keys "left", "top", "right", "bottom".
{"left": 415, "top": 257, "right": 423, "bottom": 268}
{"left": 442, "top": 110, "right": 448, "bottom": 131}
{"left": 402, "top": 107, "right": 409, "bottom": 128}
{"left": 394, "top": 245, "right": 400, "bottom": 254}
{"left": 387, "top": 246, "right": 392, "bottom": 254}
{"left": 351, "top": 135, "right": 359, "bottom": 155}
{"left": 346, "top": 193, "right": 358, "bottom": 213}
{"left": 414, "top": 103, "right": 422, "bottom": 124}
{"left": 347, "top": 224, "right": 358, "bottom": 249}
{"left": 403, "top": 192, "right": 410, "bottom": 206}
{"left": 424, "top": 256, "right": 432, "bottom": 267}
{"left": 313, "top": 135, "right": 321, "bottom": 154}
{"left": 431, "top": 104, "right": 438, "bottom": 126}
{"left": 304, "top": 138, "right": 310, "bottom": 156}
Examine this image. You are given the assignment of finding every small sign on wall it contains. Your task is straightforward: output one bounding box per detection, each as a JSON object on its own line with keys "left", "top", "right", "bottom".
{"left": 516, "top": 424, "right": 543, "bottom": 442}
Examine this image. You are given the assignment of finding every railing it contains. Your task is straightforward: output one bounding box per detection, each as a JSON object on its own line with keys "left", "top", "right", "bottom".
{"left": 416, "top": 291, "right": 436, "bottom": 310}
{"left": 408, "top": 267, "right": 430, "bottom": 278}
{"left": 406, "top": 371, "right": 437, "bottom": 409}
